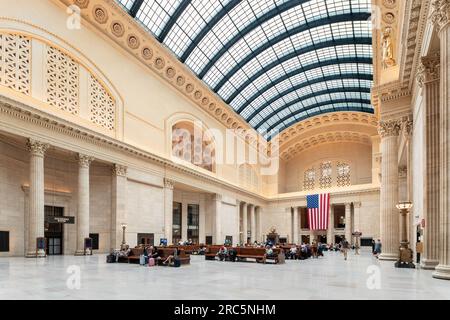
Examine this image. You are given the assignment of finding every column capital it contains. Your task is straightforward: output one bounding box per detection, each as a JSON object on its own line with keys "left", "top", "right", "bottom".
{"left": 353, "top": 202, "right": 362, "bottom": 208}
{"left": 378, "top": 119, "right": 402, "bottom": 138}
{"left": 344, "top": 203, "right": 352, "bottom": 209}
{"left": 27, "top": 139, "right": 49, "bottom": 157}
{"left": 213, "top": 194, "right": 222, "bottom": 202}
{"left": 417, "top": 51, "right": 441, "bottom": 88}
{"left": 431, "top": 0, "right": 450, "bottom": 33}
{"left": 164, "top": 178, "right": 175, "bottom": 190}
{"left": 77, "top": 154, "right": 94, "bottom": 168}
{"left": 112, "top": 164, "right": 128, "bottom": 177}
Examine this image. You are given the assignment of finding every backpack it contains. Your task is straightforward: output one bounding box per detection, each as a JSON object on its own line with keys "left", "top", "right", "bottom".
{"left": 172, "top": 257, "right": 181, "bottom": 268}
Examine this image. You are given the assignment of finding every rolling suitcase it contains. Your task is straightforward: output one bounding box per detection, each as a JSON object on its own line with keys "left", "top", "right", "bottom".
{"left": 148, "top": 257, "right": 156, "bottom": 267}
{"left": 106, "top": 254, "right": 116, "bottom": 263}
{"left": 139, "top": 254, "right": 145, "bottom": 266}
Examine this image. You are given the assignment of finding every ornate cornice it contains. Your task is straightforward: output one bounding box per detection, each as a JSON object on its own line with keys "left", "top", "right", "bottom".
{"left": 27, "top": 139, "right": 50, "bottom": 157}
{"left": 417, "top": 50, "right": 441, "bottom": 87}
{"left": 378, "top": 119, "right": 402, "bottom": 138}
{"left": 77, "top": 154, "right": 94, "bottom": 168}
{"left": 57, "top": 0, "right": 256, "bottom": 141}
{"left": 112, "top": 164, "right": 127, "bottom": 177}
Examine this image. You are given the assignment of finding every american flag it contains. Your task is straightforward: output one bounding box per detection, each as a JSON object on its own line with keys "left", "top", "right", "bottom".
{"left": 307, "top": 194, "right": 330, "bottom": 231}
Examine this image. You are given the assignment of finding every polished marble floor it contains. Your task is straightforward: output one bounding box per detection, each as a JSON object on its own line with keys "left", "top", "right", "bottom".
{"left": 0, "top": 249, "right": 449, "bottom": 300}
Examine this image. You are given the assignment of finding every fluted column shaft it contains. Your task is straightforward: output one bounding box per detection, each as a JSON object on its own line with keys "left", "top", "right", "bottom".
{"left": 164, "top": 179, "right": 174, "bottom": 245}
{"left": 378, "top": 120, "right": 401, "bottom": 260}
{"left": 293, "top": 207, "right": 299, "bottom": 244}
{"left": 75, "top": 155, "right": 94, "bottom": 255}
{"left": 432, "top": 1, "right": 450, "bottom": 279}
{"left": 250, "top": 205, "right": 256, "bottom": 243}
{"left": 257, "top": 207, "right": 263, "bottom": 243}
{"left": 111, "top": 165, "right": 127, "bottom": 250}
{"left": 26, "top": 139, "right": 49, "bottom": 258}
{"left": 418, "top": 51, "right": 441, "bottom": 269}
{"left": 327, "top": 205, "right": 334, "bottom": 244}
{"left": 242, "top": 203, "right": 248, "bottom": 244}
{"left": 214, "top": 194, "right": 222, "bottom": 244}
{"left": 345, "top": 203, "right": 352, "bottom": 243}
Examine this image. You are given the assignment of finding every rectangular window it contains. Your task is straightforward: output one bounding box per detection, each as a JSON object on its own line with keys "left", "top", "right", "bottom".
{"left": 0, "top": 231, "right": 9, "bottom": 252}
{"left": 89, "top": 233, "right": 99, "bottom": 250}
{"left": 173, "top": 202, "right": 182, "bottom": 244}
{"left": 187, "top": 204, "right": 199, "bottom": 244}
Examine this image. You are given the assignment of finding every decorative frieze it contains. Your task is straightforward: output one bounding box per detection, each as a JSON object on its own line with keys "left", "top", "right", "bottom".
{"left": 378, "top": 119, "right": 402, "bottom": 138}
{"left": 27, "top": 139, "right": 50, "bottom": 157}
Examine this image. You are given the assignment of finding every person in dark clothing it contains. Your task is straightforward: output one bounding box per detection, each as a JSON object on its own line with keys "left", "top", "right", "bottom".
{"left": 372, "top": 240, "right": 376, "bottom": 254}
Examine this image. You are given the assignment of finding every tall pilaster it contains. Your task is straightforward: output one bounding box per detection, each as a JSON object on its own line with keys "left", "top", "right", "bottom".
{"left": 345, "top": 203, "right": 352, "bottom": 243}
{"left": 417, "top": 51, "right": 441, "bottom": 269}
{"left": 164, "top": 179, "right": 174, "bottom": 245}
{"left": 250, "top": 204, "right": 256, "bottom": 243}
{"left": 111, "top": 164, "right": 127, "bottom": 250}
{"left": 213, "top": 194, "right": 222, "bottom": 244}
{"left": 75, "top": 154, "right": 94, "bottom": 255}
{"left": 242, "top": 203, "right": 248, "bottom": 244}
{"left": 293, "top": 207, "right": 299, "bottom": 244}
{"left": 26, "top": 139, "right": 49, "bottom": 258}
{"left": 327, "top": 205, "right": 334, "bottom": 244}
{"left": 431, "top": 0, "right": 450, "bottom": 279}
{"left": 378, "top": 120, "right": 402, "bottom": 260}
{"left": 257, "top": 206, "right": 263, "bottom": 243}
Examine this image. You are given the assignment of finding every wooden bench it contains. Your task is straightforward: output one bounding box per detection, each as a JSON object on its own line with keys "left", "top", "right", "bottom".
{"left": 265, "top": 248, "right": 285, "bottom": 264}
{"left": 169, "top": 245, "right": 202, "bottom": 254}
{"left": 118, "top": 248, "right": 144, "bottom": 264}
{"left": 236, "top": 247, "right": 266, "bottom": 263}
{"left": 157, "top": 247, "right": 190, "bottom": 266}
{"left": 204, "top": 245, "right": 222, "bottom": 260}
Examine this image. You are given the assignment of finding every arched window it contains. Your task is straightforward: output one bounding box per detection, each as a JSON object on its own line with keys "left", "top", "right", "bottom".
{"left": 337, "top": 162, "right": 351, "bottom": 187}
{"left": 171, "top": 121, "right": 215, "bottom": 173}
{"left": 303, "top": 168, "right": 315, "bottom": 191}
{"left": 319, "top": 161, "right": 332, "bottom": 189}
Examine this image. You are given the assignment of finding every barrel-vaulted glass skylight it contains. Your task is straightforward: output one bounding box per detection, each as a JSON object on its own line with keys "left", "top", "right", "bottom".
{"left": 117, "top": 0, "right": 373, "bottom": 138}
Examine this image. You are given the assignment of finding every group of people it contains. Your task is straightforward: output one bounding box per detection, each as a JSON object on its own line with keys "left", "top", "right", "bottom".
{"left": 115, "top": 244, "right": 180, "bottom": 266}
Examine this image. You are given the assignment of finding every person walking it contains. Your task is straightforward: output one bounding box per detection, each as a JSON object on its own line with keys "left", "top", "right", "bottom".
{"left": 340, "top": 237, "right": 350, "bottom": 261}
{"left": 373, "top": 239, "right": 382, "bottom": 258}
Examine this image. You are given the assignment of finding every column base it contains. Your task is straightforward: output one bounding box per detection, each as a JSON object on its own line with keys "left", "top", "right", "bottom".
{"left": 433, "top": 265, "right": 450, "bottom": 280}
{"left": 378, "top": 253, "right": 398, "bottom": 261}
{"left": 26, "top": 250, "right": 46, "bottom": 258}
{"left": 420, "top": 259, "right": 439, "bottom": 270}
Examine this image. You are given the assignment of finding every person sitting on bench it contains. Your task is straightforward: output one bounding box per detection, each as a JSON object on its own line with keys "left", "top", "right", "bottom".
{"left": 217, "top": 245, "right": 228, "bottom": 261}
{"left": 148, "top": 246, "right": 161, "bottom": 263}
{"left": 162, "top": 248, "right": 180, "bottom": 266}
{"left": 288, "top": 245, "right": 297, "bottom": 260}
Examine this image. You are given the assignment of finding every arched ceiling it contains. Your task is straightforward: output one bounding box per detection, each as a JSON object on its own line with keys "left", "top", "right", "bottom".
{"left": 118, "top": 0, "right": 374, "bottom": 139}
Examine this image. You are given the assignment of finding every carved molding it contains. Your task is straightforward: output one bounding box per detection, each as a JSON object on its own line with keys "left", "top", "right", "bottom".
{"left": 112, "top": 164, "right": 127, "bottom": 177}
{"left": 281, "top": 131, "right": 373, "bottom": 161}
{"left": 77, "top": 154, "right": 94, "bottom": 168}
{"left": 378, "top": 119, "right": 402, "bottom": 138}
{"left": 27, "top": 139, "right": 49, "bottom": 157}
{"left": 417, "top": 51, "right": 441, "bottom": 87}
{"left": 431, "top": 0, "right": 450, "bottom": 32}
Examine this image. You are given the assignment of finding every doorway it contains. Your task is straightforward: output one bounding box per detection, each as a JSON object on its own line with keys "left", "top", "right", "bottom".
{"left": 44, "top": 206, "right": 64, "bottom": 255}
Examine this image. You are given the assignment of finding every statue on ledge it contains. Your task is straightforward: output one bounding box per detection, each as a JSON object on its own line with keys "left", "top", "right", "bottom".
{"left": 381, "top": 26, "right": 396, "bottom": 69}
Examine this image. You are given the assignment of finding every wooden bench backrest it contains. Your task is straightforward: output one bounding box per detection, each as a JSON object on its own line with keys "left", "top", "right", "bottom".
{"left": 130, "top": 248, "right": 144, "bottom": 256}
{"left": 236, "top": 247, "right": 266, "bottom": 256}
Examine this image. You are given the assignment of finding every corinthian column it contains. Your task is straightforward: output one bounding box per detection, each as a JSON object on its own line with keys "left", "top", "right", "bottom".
{"left": 431, "top": 0, "right": 450, "bottom": 279}
{"left": 378, "top": 120, "right": 401, "bottom": 260}
{"left": 164, "top": 179, "right": 174, "bottom": 245}
{"left": 111, "top": 164, "right": 127, "bottom": 251}
{"left": 293, "top": 207, "right": 299, "bottom": 244}
{"left": 250, "top": 204, "right": 256, "bottom": 243}
{"left": 417, "top": 51, "right": 441, "bottom": 270}
{"left": 242, "top": 203, "right": 248, "bottom": 244}
{"left": 213, "top": 194, "right": 222, "bottom": 244}
{"left": 26, "top": 139, "right": 49, "bottom": 258}
{"left": 345, "top": 203, "right": 352, "bottom": 243}
{"left": 75, "top": 154, "right": 94, "bottom": 255}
